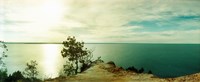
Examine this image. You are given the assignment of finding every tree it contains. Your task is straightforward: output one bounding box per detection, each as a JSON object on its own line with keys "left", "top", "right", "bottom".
{"left": 6, "top": 71, "right": 24, "bottom": 82}
{"left": 61, "top": 36, "right": 92, "bottom": 74}
{"left": 0, "top": 41, "right": 8, "bottom": 71}
{"left": 23, "top": 60, "right": 39, "bottom": 81}
{"left": 0, "top": 70, "right": 7, "bottom": 82}
{"left": 0, "top": 41, "right": 8, "bottom": 82}
{"left": 63, "top": 61, "right": 75, "bottom": 76}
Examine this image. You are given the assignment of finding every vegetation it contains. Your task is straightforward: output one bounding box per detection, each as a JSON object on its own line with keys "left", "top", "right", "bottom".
{"left": 0, "top": 41, "right": 42, "bottom": 82}
{"left": 0, "top": 41, "right": 8, "bottom": 82}
{"left": 0, "top": 70, "right": 7, "bottom": 82}
{"left": 126, "top": 66, "right": 138, "bottom": 72}
{"left": 126, "top": 66, "right": 153, "bottom": 74}
{"left": 62, "top": 61, "right": 75, "bottom": 76}
{"left": 5, "top": 70, "right": 41, "bottom": 82}
{"left": 23, "top": 60, "right": 39, "bottom": 82}
{"left": 0, "top": 41, "right": 8, "bottom": 71}
{"left": 61, "top": 36, "right": 93, "bottom": 75}
{"left": 6, "top": 71, "right": 24, "bottom": 82}
{"left": 3, "top": 60, "right": 41, "bottom": 82}
{"left": 0, "top": 38, "right": 156, "bottom": 82}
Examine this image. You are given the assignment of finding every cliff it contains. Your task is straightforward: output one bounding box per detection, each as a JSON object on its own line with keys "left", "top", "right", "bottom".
{"left": 45, "top": 63, "right": 200, "bottom": 82}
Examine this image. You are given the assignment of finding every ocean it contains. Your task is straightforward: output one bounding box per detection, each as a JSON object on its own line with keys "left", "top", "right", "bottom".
{"left": 3, "top": 43, "right": 200, "bottom": 78}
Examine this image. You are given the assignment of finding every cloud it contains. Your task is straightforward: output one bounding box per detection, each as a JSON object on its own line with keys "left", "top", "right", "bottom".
{"left": 1, "top": 0, "right": 200, "bottom": 43}
{"left": 123, "top": 30, "right": 200, "bottom": 43}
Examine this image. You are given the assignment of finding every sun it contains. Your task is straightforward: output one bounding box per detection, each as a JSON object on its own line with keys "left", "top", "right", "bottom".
{"left": 37, "top": 0, "right": 66, "bottom": 27}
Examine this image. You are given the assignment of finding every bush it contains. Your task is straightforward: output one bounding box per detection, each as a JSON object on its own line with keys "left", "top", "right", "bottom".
{"left": 93, "top": 56, "right": 104, "bottom": 64}
{"left": 138, "top": 67, "right": 144, "bottom": 73}
{"left": 126, "top": 66, "right": 152, "bottom": 74}
{"left": 148, "top": 70, "right": 153, "bottom": 74}
{"left": 0, "top": 70, "right": 7, "bottom": 82}
{"left": 107, "top": 61, "right": 116, "bottom": 67}
{"left": 6, "top": 71, "right": 25, "bottom": 82}
{"left": 63, "top": 61, "right": 75, "bottom": 76}
{"left": 126, "top": 66, "right": 138, "bottom": 73}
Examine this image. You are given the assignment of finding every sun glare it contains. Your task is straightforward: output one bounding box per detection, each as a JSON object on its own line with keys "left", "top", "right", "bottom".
{"left": 38, "top": 0, "right": 65, "bottom": 27}
{"left": 42, "top": 44, "right": 60, "bottom": 77}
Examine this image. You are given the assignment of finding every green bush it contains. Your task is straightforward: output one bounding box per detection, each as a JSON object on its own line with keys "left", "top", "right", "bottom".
{"left": 0, "top": 70, "right": 7, "bottom": 82}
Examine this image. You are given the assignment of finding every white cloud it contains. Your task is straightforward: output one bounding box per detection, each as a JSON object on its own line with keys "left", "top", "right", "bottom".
{"left": 1, "top": 0, "right": 200, "bottom": 43}
{"left": 126, "top": 30, "right": 200, "bottom": 43}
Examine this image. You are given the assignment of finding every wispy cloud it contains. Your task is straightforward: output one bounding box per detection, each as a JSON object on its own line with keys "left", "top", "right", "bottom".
{"left": 0, "top": 0, "right": 200, "bottom": 43}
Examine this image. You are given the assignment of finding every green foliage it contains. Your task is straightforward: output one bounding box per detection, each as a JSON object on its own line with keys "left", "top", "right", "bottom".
{"left": 0, "top": 41, "right": 8, "bottom": 57}
{"left": 126, "top": 66, "right": 152, "bottom": 74}
{"left": 61, "top": 36, "right": 93, "bottom": 75}
{"left": 6, "top": 70, "right": 42, "bottom": 82}
{"left": 0, "top": 41, "right": 8, "bottom": 82}
{"left": 148, "top": 70, "right": 153, "bottom": 74}
{"left": 0, "top": 70, "right": 7, "bottom": 82}
{"left": 23, "top": 60, "right": 39, "bottom": 81}
{"left": 0, "top": 41, "right": 42, "bottom": 82}
{"left": 63, "top": 61, "right": 75, "bottom": 76}
{"left": 12, "top": 71, "right": 24, "bottom": 80}
{"left": 126, "top": 66, "right": 138, "bottom": 72}
{"left": 6, "top": 71, "right": 24, "bottom": 82}
{"left": 138, "top": 67, "right": 144, "bottom": 73}
{"left": 0, "top": 41, "right": 8, "bottom": 71}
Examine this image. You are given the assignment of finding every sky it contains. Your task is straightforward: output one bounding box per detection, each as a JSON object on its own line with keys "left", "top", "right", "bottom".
{"left": 0, "top": 0, "right": 200, "bottom": 43}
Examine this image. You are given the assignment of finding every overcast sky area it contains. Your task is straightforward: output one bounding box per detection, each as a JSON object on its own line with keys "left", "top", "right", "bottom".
{"left": 0, "top": 0, "right": 200, "bottom": 43}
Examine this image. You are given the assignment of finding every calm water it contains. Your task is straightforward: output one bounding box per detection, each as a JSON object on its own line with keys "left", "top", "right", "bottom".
{"left": 4, "top": 43, "right": 200, "bottom": 78}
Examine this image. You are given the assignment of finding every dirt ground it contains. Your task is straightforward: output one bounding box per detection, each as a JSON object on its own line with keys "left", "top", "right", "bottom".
{"left": 45, "top": 63, "right": 200, "bottom": 82}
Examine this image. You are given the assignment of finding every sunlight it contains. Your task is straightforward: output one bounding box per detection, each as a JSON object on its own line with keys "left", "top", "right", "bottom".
{"left": 41, "top": 0, "right": 63, "bottom": 23}
{"left": 42, "top": 44, "right": 60, "bottom": 77}
{"left": 35, "top": 0, "right": 66, "bottom": 28}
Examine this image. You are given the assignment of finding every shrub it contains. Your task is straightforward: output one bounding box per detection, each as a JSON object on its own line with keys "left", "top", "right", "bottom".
{"left": 0, "top": 70, "right": 7, "bottom": 82}
{"left": 126, "top": 66, "right": 138, "bottom": 73}
{"left": 138, "top": 67, "right": 144, "bottom": 73}
{"left": 6, "top": 71, "right": 25, "bottom": 82}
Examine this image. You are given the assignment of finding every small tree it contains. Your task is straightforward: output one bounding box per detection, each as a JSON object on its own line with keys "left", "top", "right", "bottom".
{"left": 61, "top": 36, "right": 92, "bottom": 75}
{"left": 23, "top": 60, "right": 39, "bottom": 81}
{"left": 0, "top": 41, "right": 8, "bottom": 82}
{"left": 0, "top": 41, "right": 8, "bottom": 71}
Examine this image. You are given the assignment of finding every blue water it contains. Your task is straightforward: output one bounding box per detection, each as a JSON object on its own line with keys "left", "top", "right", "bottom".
{"left": 90, "top": 43, "right": 200, "bottom": 78}
{"left": 4, "top": 43, "right": 200, "bottom": 78}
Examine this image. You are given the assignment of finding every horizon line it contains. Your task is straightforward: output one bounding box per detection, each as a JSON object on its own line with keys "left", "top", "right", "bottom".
{"left": 4, "top": 42, "right": 200, "bottom": 44}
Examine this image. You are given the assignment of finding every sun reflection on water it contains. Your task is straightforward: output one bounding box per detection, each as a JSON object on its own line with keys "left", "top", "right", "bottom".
{"left": 42, "top": 44, "right": 62, "bottom": 78}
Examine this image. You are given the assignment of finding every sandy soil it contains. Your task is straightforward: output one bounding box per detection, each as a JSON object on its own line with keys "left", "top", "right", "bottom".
{"left": 45, "top": 63, "right": 200, "bottom": 82}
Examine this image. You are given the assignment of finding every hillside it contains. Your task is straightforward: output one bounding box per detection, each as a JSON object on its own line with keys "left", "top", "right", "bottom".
{"left": 45, "top": 63, "right": 200, "bottom": 82}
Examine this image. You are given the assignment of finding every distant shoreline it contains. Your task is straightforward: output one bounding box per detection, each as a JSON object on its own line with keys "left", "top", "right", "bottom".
{"left": 5, "top": 42, "right": 62, "bottom": 44}
{"left": 5, "top": 42, "right": 200, "bottom": 45}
